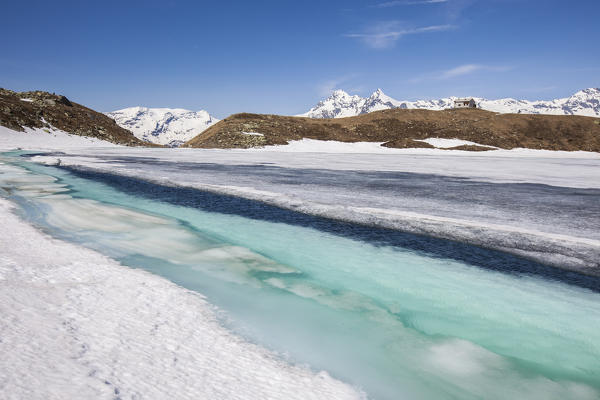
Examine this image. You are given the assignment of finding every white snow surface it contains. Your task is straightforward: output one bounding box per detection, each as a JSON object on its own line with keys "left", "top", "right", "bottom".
{"left": 0, "top": 194, "right": 364, "bottom": 400}
{"left": 414, "top": 138, "right": 498, "bottom": 149}
{"left": 0, "top": 125, "right": 120, "bottom": 150}
{"left": 106, "top": 106, "right": 219, "bottom": 147}
{"left": 249, "top": 138, "right": 594, "bottom": 157}
{"left": 255, "top": 139, "right": 393, "bottom": 153}
{"left": 300, "top": 88, "right": 600, "bottom": 118}
{"left": 29, "top": 144, "right": 600, "bottom": 188}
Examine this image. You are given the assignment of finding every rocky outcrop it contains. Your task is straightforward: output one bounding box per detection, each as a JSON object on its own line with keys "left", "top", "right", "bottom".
{"left": 0, "top": 89, "right": 145, "bottom": 146}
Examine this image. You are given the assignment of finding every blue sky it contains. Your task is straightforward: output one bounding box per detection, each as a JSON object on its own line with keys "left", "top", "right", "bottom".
{"left": 1, "top": 0, "right": 599, "bottom": 117}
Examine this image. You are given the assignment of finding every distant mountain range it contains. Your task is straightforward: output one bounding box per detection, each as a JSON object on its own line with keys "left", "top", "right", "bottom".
{"left": 299, "top": 88, "right": 600, "bottom": 119}
{"left": 104, "top": 88, "right": 600, "bottom": 146}
{"left": 106, "top": 107, "right": 219, "bottom": 147}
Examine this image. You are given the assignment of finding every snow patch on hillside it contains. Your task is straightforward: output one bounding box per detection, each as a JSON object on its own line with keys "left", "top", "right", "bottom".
{"left": 252, "top": 139, "right": 392, "bottom": 153}
{"left": 415, "top": 138, "right": 498, "bottom": 149}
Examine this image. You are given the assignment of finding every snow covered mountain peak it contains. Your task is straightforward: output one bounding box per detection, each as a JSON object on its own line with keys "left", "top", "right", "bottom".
{"left": 300, "top": 88, "right": 600, "bottom": 119}
{"left": 370, "top": 88, "right": 389, "bottom": 98}
{"left": 299, "top": 88, "right": 406, "bottom": 119}
{"left": 575, "top": 88, "right": 600, "bottom": 96}
{"left": 363, "top": 88, "right": 403, "bottom": 113}
{"left": 106, "top": 107, "right": 219, "bottom": 147}
{"left": 367, "top": 88, "right": 393, "bottom": 102}
{"left": 331, "top": 89, "right": 352, "bottom": 98}
{"left": 299, "top": 90, "right": 366, "bottom": 119}
{"left": 555, "top": 88, "right": 600, "bottom": 117}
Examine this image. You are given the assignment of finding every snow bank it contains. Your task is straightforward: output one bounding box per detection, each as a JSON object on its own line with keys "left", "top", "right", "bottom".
{"left": 0, "top": 125, "right": 119, "bottom": 151}
{"left": 248, "top": 138, "right": 598, "bottom": 157}
{"left": 253, "top": 139, "right": 394, "bottom": 153}
{"left": 414, "top": 138, "right": 498, "bottom": 149}
{"left": 0, "top": 196, "right": 364, "bottom": 400}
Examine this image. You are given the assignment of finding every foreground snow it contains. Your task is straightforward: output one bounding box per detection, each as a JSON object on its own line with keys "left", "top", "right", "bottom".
{"left": 300, "top": 88, "right": 600, "bottom": 118}
{"left": 106, "top": 107, "right": 219, "bottom": 147}
{"left": 0, "top": 196, "right": 363, "bottom": 400}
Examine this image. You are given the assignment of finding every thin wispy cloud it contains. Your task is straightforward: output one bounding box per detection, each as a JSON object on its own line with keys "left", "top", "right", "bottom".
{"left": 409, "top": 64, "right": 512, "bottom": 83}
{"left": 440, "top": 64, "right": 483, "bottom": 78}
{"left": 444, "top": 0, "right": 478, "bottom": 21}
{"left": 375, "top": 0, "right": 448, "bottom": 8}
{"left": 517, "top": 86, "right": 558, "bottom": 94}
{"left": 345, "top": 22, "right": 455, "bottom": 49}
{"left": 317, "top": 74, "right": 359, "bottom": 96}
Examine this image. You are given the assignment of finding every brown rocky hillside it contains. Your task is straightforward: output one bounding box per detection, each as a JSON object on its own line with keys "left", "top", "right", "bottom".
{"left": 0, "top": 88, "right": 145, "bottom": 146}
{"left": 184, "top": 108, "right": 600, "bottom": 152}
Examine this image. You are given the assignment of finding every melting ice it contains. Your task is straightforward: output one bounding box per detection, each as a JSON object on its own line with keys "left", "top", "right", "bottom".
{"left": 1, "top": 155, "right": 599, "bottom": 400}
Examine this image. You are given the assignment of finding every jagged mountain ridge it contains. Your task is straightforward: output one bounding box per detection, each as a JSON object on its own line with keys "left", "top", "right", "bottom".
{"left": 300, "top": 88, "right": 600, "bottom": 119}
{"left": 106, "top": 107, "right": 219, "bottom": 147}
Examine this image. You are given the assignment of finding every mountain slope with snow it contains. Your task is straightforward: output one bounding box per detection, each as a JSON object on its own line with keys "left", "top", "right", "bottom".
{"left": 107, "top": 107, "right": 219, "bottom": 147}
{"left": 300, "top": 88, "right": 600, "bottom": 119}
{"left": 0, "top": 89, "right": 143, "bottom": 146}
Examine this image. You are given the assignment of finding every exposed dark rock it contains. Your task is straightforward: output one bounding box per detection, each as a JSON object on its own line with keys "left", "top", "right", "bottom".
{"left": 443, "top": 144, "right": 497, "bottom": 151}
{"left": 57, "top": 95, "right": 72, "bottom": 107}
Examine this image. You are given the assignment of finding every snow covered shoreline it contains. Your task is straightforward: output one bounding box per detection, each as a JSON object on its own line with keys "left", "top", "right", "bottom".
{"left": 0, "top": 195, "right": 364, "bottom": 399}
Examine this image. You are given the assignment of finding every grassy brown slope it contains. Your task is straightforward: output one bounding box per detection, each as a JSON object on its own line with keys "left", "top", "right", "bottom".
{"left": 184, "top": 108, "right": 600, "bottom": 152}
{"left": 0, "top": 88, "right": 146, "bottom": 146}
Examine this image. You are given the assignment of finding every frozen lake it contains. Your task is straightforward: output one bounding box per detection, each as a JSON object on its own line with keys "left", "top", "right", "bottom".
{"left": 2, "top": 149, "right": 600, "bottom": 399}
{"left": 31, "top": 147, "right": 600, "bottom": 274}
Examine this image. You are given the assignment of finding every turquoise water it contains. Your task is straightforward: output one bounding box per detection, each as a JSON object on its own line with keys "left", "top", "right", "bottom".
{"left": 2, "top": 154, "right": 600, "bottom": 399}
